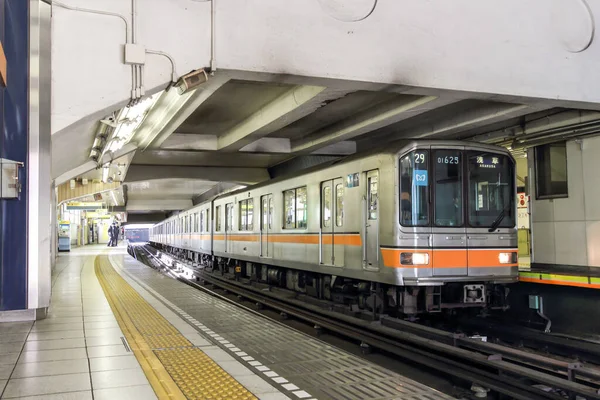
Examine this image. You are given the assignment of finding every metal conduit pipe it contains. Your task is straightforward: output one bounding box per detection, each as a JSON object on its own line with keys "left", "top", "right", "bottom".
{"left": 53, "top": 1, "right": 140, "bottom": 104}
{"left": 146, "top": 50, "right": 178, "bottom": 83}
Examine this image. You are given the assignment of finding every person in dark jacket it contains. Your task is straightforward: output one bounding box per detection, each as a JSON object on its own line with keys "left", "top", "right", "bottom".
{"left": 112, "top": 222, "right": 119, "bottom": 246}
{"left": 107, "top": 223, "right": 114, "bottom": 247}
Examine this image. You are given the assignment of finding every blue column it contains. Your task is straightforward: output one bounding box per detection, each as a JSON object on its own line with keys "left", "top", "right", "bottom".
{"left": 0, "top": 0, "right": 29, "bottom": 311}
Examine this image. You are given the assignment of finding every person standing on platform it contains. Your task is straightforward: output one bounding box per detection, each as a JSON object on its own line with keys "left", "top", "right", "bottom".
{"left": 107, "top": 223, "right": 114, "bottom": 247}
{"left": 112, "top": 222, "right": 119, "bottom": 247}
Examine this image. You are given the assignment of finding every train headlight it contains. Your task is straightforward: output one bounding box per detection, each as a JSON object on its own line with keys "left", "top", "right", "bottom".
{"left": 400, "top": 252, "right": 429, "bottom": 266}
{"left": 498, "top": 252, "right": 517, "bottom": 264}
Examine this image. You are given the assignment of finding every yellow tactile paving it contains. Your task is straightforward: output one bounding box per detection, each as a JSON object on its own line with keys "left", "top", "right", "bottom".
{"left": 95, "top": 256, "right": 257, "bottom": 400}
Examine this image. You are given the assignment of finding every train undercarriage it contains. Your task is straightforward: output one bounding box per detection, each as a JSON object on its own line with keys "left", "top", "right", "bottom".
{"left": 155, "top": 244, "right": 510, "bottom": 316}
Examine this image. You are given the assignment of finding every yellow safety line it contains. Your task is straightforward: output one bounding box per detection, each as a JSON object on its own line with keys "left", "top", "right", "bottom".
{"left": 95, "top": 256, "right": 186, "bottom": 400}
{"left": 95, "top": 256, "right": 256, "bottom": 400}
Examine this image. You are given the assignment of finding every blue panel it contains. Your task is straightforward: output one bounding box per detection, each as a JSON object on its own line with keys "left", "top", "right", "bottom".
{"left": 413, "top": 169, "right": 428, "bottom": 186}
{"left": 0, "top": 0, "right": 29, "bottom": 310}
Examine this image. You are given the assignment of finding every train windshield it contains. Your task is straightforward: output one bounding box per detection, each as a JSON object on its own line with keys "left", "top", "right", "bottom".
{"left": 467, "top": 152, "right": 515, "bottom": 228}
{"left": 399, "top": 149, "right": 515, "bottom": 229}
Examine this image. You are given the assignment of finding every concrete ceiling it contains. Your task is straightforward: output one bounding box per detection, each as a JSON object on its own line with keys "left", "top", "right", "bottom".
{"left": 58, "top": 71, "right": 600, "bottom": 219}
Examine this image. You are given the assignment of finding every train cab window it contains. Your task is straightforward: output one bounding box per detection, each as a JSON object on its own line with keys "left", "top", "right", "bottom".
{"left": 239, "top": 199, "right": 254, "bottom": 231}
{"left": 284, "top": 187, "right": 307, "bottom": 229}
{"left": 215, "top": 206, "right": 222, "bottom": 231}
{"left": 323, "top": 186, "right": 332, "bottom": 227}
{"left": 336, "top": 184, "right": 344, "bottom": 227}
{"left": 468, "top": 152, "right": 515, "bottom": 228}
{"left": 399, "top": 151, "right": 429, "bottom": 226}
{"left": 434, "top": 150, "right": 463, "bottom": 227}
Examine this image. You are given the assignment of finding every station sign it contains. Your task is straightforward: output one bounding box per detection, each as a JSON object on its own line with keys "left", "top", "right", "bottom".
{"left": 66, "top": 201, "right": 104, "bottom": 211}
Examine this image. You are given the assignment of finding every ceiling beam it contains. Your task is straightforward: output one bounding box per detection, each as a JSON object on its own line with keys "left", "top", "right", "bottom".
{"left": 54, "top": 143, "right": 137, "bottom": 186}
{"left": 289, "top": 95, "right": 450, "bottom": 154}
{"left": 124, "top": 164, "right": 269, "bottom": 185}
{"left": 140, "top": 74, "right": 231, "bottom": 149}
{"left": 126, "top": 199, "right": 193, "bottom": 212}
{"left": 217, "top": 86, "right": 351, "bottom": 152}
{"left": 160, "top": 133, "right": 218, "bottom": 150}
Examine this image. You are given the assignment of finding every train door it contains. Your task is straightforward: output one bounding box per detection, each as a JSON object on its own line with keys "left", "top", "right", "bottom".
{"left": 363, "top": 170, "right": 379, "bottom": 270}
{"left": 260, "top": 194, "right": 274, "bottom": 257}
{"left": 320, "top": 179, "right": 344, "bottom": 266}
{"left": 225, "top": 203, "right": 234, "bottom": 253}
{"left": 431, "top": 147, "right": 467, "bottom": 276}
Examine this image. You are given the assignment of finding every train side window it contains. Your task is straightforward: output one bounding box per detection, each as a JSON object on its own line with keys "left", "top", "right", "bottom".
{"left": 283, "top": 187, "right": 307, "bottom": 229}
{"left": 215, "top": 206, "right": 222, "bottom": 231}
{"left": 226, "top": 203, "right": 234, "bottom": 231}
{"left": 400, "top": 150, "right": 429, "bottom": 226}
{"left": 268, "top": 198, "right": 273, "bottom": 229}
{"left": 284, "top": 190, "right": 296, "bottom": 229}
{"left": 336, "top": 184, "right": 344, "bottom": 227}
{"left": 368, "top": 176, "right": 378, "bottom": 220}
{"left": 239, "top": 199, "right": 254, "bottom": 231}
{"left": 199, "top": 212, "right": 203, "bottom": 233}
{"left": 323, "top": 186, "right": 331, "bottom": 228}
{"left": 434, "top": 149, "right": 463, "bottom": 227}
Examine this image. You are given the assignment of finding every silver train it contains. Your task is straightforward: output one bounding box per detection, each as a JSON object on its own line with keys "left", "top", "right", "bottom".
{"left": 150, "top": 140, "right": 518, "bottom": 315}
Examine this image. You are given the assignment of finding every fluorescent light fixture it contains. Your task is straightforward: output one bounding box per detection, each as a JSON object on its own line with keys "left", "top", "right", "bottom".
{"left": 102, "top": 92, "right": 161, "bottom": 155}
{"left": 110, "top": 190, "right": 118, "bottom": 206}
{"left": 101, "top": 165, "right": 109, "bottom": 183}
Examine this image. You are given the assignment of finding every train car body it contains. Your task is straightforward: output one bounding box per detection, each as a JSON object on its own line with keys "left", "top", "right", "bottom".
{"left": 150, "top": 140, "right": 518, "bottom": 314}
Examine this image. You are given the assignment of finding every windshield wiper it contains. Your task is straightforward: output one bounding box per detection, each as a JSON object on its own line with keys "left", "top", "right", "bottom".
{"left": 488, "top": 203, "right": 512, "bottom": 232}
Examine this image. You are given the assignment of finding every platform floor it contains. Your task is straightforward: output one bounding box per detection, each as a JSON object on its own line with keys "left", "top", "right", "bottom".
{"left": 0, "top": 245, "right": 452, "bottom": 399}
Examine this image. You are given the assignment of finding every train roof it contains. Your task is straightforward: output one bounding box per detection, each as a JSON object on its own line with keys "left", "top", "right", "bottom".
{"left": 152, "top": 140, "right": 512, "bottom": 223}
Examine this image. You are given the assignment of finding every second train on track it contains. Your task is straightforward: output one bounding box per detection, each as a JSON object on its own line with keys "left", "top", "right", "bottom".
{"left": 149, "top": 140, "right": 518, "bottom": 315}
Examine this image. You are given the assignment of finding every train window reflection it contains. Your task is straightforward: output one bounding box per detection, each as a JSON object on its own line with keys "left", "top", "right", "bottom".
{"left": 323, "top": 186, "right": 331, "bottom": 228}
{"left": 215, "top": 205, "right": 222, "bottom": 231}
{"left": 239, "top": 199, "right": 254, "bottom": 231}
{"left": 399, "top": 151, "right": 429, "bottom": 226}
{"left": 336, "top": 184, "right": 344, "bottom": 227}
{"left": 368, "top": 176, "right": 378, "bottom": 220}
{"left": 468, "top": 152, "right": 515, "bottom": 228}
{"left": 226, "top": 203, "right": 234, "bottom": 231}
{"left": 284, "top": 187, "right": 308, "bottom": 229}
{"left": 434, "top": 150, "right": 463, "bottom": 227}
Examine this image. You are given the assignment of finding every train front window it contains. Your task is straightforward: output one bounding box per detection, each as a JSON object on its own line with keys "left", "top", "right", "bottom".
{"left": 399, "top": 150, "right": 429, "bottom": 226}
{"left": 434, "top": 150, "right": 463, "bottom": 227}
{"left": 468, "top": 152, "right": 515, "bottom": 228}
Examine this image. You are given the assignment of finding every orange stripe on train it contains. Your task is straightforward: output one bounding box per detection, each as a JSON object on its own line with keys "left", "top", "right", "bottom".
{"left": 381, "top": 248, "right": 517, "bottom": 269}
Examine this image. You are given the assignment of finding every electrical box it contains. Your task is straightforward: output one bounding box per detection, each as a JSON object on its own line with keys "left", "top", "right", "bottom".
{"left": 0, "top": 159, "right": 23, "bottom": 199}
{"left": 124, "top": 44, "right": 146, "bottom": 65}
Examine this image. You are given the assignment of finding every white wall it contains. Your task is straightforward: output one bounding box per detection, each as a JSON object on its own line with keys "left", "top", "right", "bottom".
{"left": 53, "top": 0, "right": 600, "bottom": 139}
{"left": 52, "top": 0, "right": 211, "bottom": 134}
{"left": 217, "top": 0, "right": 600, "bottom": 104}
{"left": 529, "top": 137, "right": 600, "bottom": 267}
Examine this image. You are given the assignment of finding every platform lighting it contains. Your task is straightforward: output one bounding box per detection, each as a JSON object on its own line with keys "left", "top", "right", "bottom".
{"left": 101, "top": 164, "right": 110, "bottom": 183}
{"left": 110, "top": 190, "right": 119, "bottom": 206}
{"left": 106, "top": 93, "right": 161, "bottom": 154}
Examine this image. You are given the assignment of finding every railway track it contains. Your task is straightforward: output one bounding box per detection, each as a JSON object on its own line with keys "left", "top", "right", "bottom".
{"left": 130, "top": 244, "right": 600, "bottom": 400}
